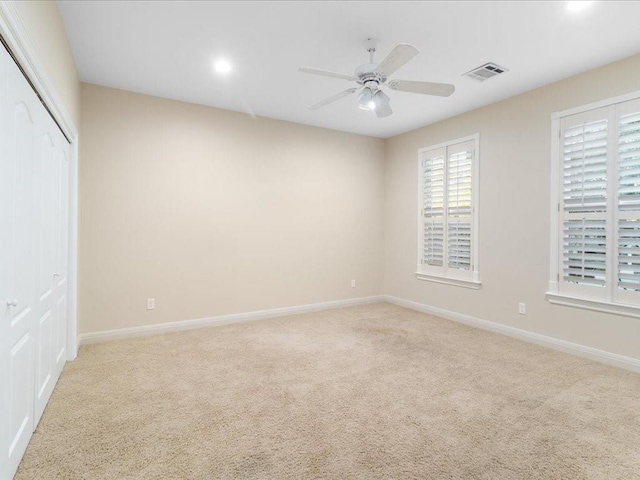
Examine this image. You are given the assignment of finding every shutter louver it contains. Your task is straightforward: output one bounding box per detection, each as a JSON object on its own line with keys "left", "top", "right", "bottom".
{"left": 447, "top": 150, "right": 473, "bottom": 217}
{"left": 448, "top": 221, "right": 471, "bottom": 269}
{"left": 618, "top": 220, "right": 640, "bottom": 291}
{"left": 563, "top": 219, "right": 607, "bottom": 287}
{"left": 563, "top": 120, "right": 608, "bottom": 213}
{"left": 423, "top": 221, "right": 444, "bottom": 266}
{"left": 618, "top": 112, "right": 640, "bottom": 212}
{"left": 447, "top": 149, "right": 473, "bottom": 270}
{"left": 423, "top": 155, "right": 444, "bottom": 217}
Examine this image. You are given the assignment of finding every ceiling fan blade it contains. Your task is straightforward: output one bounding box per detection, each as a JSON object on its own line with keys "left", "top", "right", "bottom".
{"left": 308, "top": 88, "right": 358, "bottom": 110}
{"left": 298, "top": 67, "right": 355, "bottom": 82}
{"left": 388, "top": 80, "right": 455, "bottom": 97}
{"left": 375, "top": 44, "right": 419, "bottom": 77}
{"left": 375, "top": 102, "right": 393, "bottom": 118}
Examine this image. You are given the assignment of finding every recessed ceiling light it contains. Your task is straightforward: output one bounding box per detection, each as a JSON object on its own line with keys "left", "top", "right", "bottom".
{"left": 214, "top": 59, "right": 232, "bottom": 74}
{"left": 565, "top": 1, "right": 595, "bottom": 13}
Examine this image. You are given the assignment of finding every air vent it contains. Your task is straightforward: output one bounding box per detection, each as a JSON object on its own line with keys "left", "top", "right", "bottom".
{"left": 464, "top": 62, "right": 509, "bottom": 82}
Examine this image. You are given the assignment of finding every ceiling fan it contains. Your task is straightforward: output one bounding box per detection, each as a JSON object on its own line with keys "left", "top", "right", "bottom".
{"left": 298, "top": 40, "right": 455, "bottom": 118}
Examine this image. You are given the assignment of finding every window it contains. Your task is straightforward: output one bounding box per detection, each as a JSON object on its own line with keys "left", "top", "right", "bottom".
{"left": 416, "top": 134, "right": 480, "bottom": 289}
{"left": 548, "top": 94, "right": 640, "bottom": 317}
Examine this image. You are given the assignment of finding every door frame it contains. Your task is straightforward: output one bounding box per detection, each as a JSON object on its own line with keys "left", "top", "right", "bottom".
{"left": 0, "top": 2, "right": 79, "bottom": 360}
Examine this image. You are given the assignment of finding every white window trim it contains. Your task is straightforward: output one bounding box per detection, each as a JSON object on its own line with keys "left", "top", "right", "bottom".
{"left": 548, "top": 89, "right": 640, "bottom": 318}
{"left": 416, "top": 133, "right": 481, "bottom": 288}
{"left": 546, "top": 292, "right": 640, "bottom": 320}
{"left": 415, "top": 272, "right": 481, "bottom": 289}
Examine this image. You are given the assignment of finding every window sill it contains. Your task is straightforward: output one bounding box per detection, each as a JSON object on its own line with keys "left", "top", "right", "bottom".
{"left": 546, "top": 292, "right": 640, "bottom": 319}
{"left": 415, "top": 272, "right": 481, "bottom": 290}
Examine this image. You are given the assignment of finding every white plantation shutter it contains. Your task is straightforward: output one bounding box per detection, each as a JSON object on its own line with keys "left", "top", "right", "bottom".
{"left": 562, "top": 120, "right": 608, "bottom": 213}
{"left": 418, "top": 136, "right": 478, "bottom": 285}
{"left": 562, "top": 219, "right": 607, "bottom": 287}
{"left": 423, "top": 151, "right": 445, "bottom": 218}
{"left": 423, "top": 222, "right": 444, "bottom": 267}
{"left": 422, "top": 151, "right": 445, "bottom": 267}
{"left": 616, "top": 100, "right": 640, "bottom": 304}
{"left": 618, "top": 220, "right": 640, "bottom": 292}
{"left": 560, "top": 111, "right": 608, "bottom": 299}
{"left": 618, "top": 112, "right": 640, "bottom": 211}
{"left": 448, "top": 222, "right": 471, "bottom": 269}
{"left": 554, "top": 98, "right": 640, "bottom": 308}
{"left": 447, "top": 142, "right": 474, "bottom": 270}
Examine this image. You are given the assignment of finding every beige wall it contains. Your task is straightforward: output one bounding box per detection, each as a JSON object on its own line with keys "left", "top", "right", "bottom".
{"left": 385, "top": 54, "right": 640, "bottom": 360}
{"left": 78, "top": 47, "right": 640, "bottom": 360}
{"left": 8, "top": 0, "right": 640, "bottom": 363}
{"left": 79, "top": 84, "right": 385, "bottom": 334}
{"left": 12, "top": 0, "right": 80, "bottom": 127}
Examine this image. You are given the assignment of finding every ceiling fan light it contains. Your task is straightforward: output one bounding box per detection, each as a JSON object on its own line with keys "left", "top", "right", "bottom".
{"left": 358, "top": 87, "right": 374, "bottom": 110}
{"left": 372, "top": 89, "right": 390, "bottom": 108}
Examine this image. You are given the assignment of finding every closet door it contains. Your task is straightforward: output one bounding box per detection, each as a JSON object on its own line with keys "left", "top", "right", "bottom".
{"left": 54, "top": 138, "right": 70, "bottom": 378}
{"left": 0, "top": 42, "right": 71, "bottom": 479}
{"left": 0, "top": 43, "right": 40, "bottom": 479}
{"left": 34, "top": 121, "right": 69, "bottom": 424}
{"left": 33, "top": 126, "right": 59, "bottom": 424}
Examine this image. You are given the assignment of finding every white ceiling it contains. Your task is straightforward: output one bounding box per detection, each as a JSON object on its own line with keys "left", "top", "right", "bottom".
{"left": 58, "top": 1, "right": 640, "bottom": 138}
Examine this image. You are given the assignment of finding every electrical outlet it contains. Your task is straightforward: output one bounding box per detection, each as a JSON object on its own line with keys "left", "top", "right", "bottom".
{"left": 147, "top": 298, "right": 155, "bottom": 310}
{"left": 518, "top": 302, "right": 526, "bottom": 315}
{"left": 351, "top": 279, "right": 356, "bottom": 288}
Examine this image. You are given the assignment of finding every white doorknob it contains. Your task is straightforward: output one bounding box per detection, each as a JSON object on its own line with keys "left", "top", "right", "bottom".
{"left": 6, "top": 299, "right": 18, "bottom": 307}
{"left": 53, "top": 272, "right": 60, "bottom": 277}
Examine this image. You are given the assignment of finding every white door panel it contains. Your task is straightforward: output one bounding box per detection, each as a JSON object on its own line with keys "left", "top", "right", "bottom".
{"left": 53, "top": 143, "right": 69, "bottom": 378}
{"left": 1, "top": 47, "right": 38, "bottom": 479}
{"left": 34, "top": 130, "right": 58, "bottom": 425}
{"left": 35, "top": 310, "right": 53, "bottom": 406}
{"left": 37, "top": 133, "right": 56, "bottom": 303}
{"left": 56, "top": 295, "right": 67, "bottom": 365}
{"left": 1, "top": 41, "right": 71, "bottom": 479}
{"left": 8, "top": 333, "right": 32, "bottom": 463}
{"left": 57, "top": 151, "right": 70, "bottom": 287}
{"left": 11, "top": 102, "right": 36, "bottom": 335}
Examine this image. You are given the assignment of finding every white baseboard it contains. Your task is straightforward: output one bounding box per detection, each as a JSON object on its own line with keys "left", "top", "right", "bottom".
{"left": 384, "top": 295, "right": 640, "bottom": 374}
{"left": 79, "top": 293, "right": 640, "bottom": 374}
{"left": 78, "top": 295, "right": 385, "bottom": 345}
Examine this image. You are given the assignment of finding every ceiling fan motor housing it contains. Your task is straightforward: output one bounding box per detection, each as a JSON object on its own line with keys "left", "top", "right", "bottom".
{"left": 355, "top": 63, "right": 386, "bottom": 88}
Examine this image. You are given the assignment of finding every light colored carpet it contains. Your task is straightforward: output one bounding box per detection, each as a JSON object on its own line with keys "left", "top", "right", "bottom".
{"left": 16, "top": 302, "right": 640, "bottom": 479}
